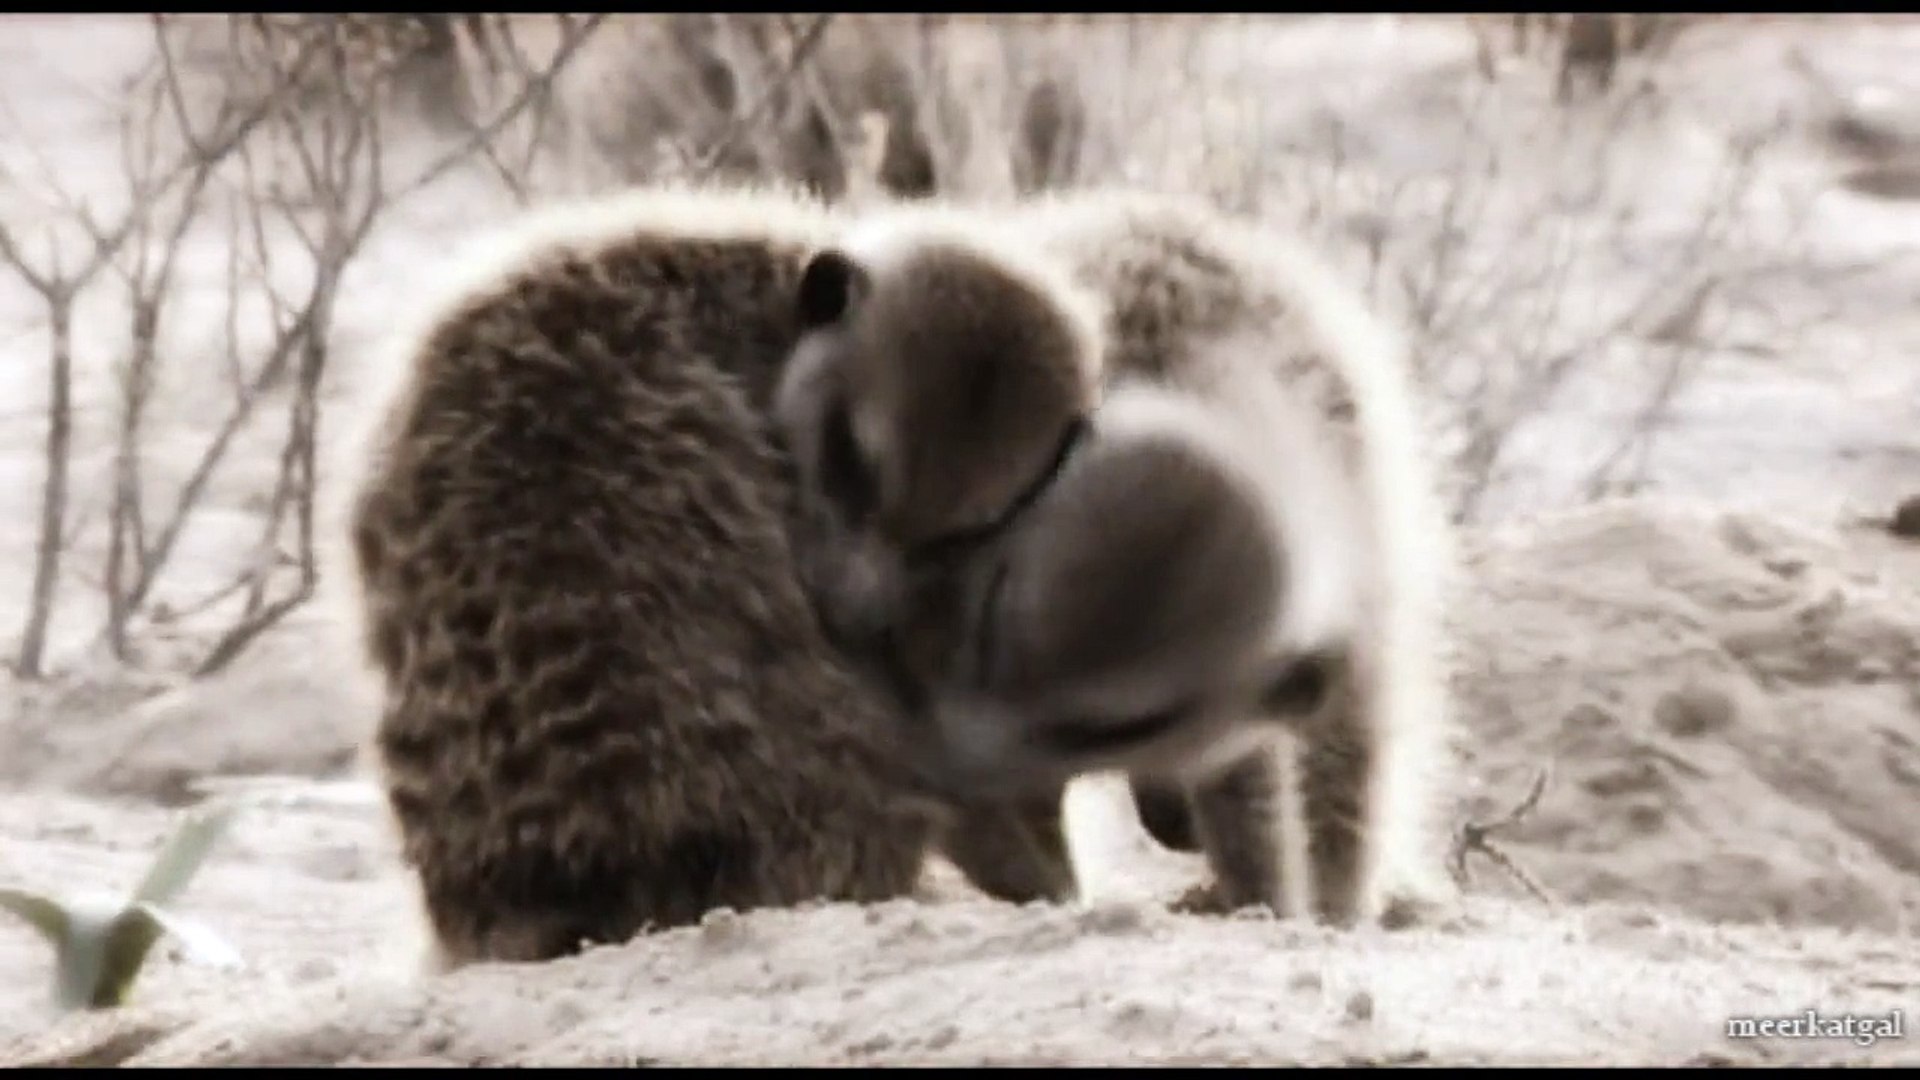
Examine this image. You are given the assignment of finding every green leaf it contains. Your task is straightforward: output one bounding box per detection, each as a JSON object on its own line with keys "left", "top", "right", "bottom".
{"left": 133, "top": 901, "right": 243, "bottom": 970}
{"left": 55, "top": 928, "right": 110, "bottom": 1011}
{"left": 0, "top": 887, "right": 70, "bottom": 948}
{"left": 89, "top": 906, "right": 165, "bottom": 1010}
{"left": 131, "top": 803, "right": 238, "bottom": 908}
{"left": 8, "top": 804, "right": 242, "bottom": 1011}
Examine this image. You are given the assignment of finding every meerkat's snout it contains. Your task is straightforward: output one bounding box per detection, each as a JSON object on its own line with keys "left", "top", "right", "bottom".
{"left": 811, "top": 529, "right": 906, "bottom": 645}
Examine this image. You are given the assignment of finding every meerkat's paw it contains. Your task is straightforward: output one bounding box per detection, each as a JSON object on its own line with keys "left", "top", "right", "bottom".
{"left": 1169, "top": 881, "right": 1228, "bottom": 916}
{"left": 1167, "top": 881, "right": 1287, "bottom": 919}
{"left": 1377, "top": 890, "right": 1452, "bottom": 931}
{"left": 1174, "top": 876, "right": 1456, "bottom": 928}
{"left": 1373, "top": 874, "right": 1464, "bottom": 931}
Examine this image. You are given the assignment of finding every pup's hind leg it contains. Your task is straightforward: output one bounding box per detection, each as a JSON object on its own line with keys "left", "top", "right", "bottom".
{"left": 1186, "top": 738, "right": 1312, "bottom": 918}
{"left": 1297, "top": 659, "right": 1389, "bottom": 925}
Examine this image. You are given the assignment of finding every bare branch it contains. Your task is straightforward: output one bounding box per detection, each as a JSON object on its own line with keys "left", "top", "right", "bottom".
{"left": 192, "top": 585, "right": 311, "bottom": 678}
{"left": 393, "top": 13, "right": 609, "bottom": 200}
{"left": 690, "top": 14, "right": 836, "bottom": 178}
{"left": 14, "top": 293, "right": 79, "bottom": 677}
{"left": 124, "top": 300, "right": 318, "bottom": 615}
{"left": 0, "top": 225, "right": 57, "bottom": 298}
{"left": 1449, "top": 767, "right": 1555, "bottom": 907}
{"left": 149, "top": 13, "right": 323, "bottom": 165}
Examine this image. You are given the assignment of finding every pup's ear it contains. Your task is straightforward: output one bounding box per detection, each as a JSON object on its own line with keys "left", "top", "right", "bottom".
{"left": 797, "top": 249, "right": 870, "bottom": 330}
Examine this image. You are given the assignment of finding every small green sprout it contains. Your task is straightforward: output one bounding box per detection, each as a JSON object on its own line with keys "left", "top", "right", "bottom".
{"left": 0, "top": 803, "right": 244, "bottom": 1011}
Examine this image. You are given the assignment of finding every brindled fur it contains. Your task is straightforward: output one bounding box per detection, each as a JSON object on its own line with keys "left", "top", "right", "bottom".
{"left": 330, "top": 184, "right": 955, "bottom": 968}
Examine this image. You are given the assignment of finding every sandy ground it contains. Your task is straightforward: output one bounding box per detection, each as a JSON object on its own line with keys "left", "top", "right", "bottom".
{"left": 0, "top": 13, "right": 1918, "bottom": 1068}
{"left": 3, "top": 500, "right": 1917, "bottom": 1066}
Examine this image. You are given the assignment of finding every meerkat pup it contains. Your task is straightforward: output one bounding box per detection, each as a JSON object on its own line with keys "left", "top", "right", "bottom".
{"left": 773, "top": 192, "right": 1458, "bottom": 926}
{"left": 769, "top": 217, "right": 1117, "bottom": 908}
{"left": 334, "top": 184, "right": 966, "bottom": 969}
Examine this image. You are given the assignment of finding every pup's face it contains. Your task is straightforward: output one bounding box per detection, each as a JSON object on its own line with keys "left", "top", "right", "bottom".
{"left": 773, "top": 245, "right": 1097, "bottom": 646}
{"left": 899, "top": 390, "right": 1352, "bottom": 798}
{"left": 772, "top": 244, "right": 1355, "bottom": 799}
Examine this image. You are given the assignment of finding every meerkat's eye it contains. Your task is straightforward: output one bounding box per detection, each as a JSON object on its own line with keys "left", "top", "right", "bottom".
{"left": 797, "top": 250, "right": 868, "bottom": 329}
{"left": 818, "top": 399, "right": 876, "bottom": 527}
{"left": 1034, "top": 704, "right": 1190, "bottom": 758}
{"left": 1260, "top": 650, "right": 1344, "bottom": 717}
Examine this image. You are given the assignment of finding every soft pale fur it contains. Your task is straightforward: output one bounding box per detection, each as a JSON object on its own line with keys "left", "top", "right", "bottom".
{"left": 773, "top": 187, "right": 1460, "bottom": 924}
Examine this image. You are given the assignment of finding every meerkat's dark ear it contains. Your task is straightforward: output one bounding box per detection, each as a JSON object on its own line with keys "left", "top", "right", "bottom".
{"left": 797, "top": 249, "right": 869, "bottom": 329}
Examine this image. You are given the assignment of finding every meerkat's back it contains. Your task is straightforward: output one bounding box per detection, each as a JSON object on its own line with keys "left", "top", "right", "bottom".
{"left": 341, "top": 184, "right": 938, "bottom": 966}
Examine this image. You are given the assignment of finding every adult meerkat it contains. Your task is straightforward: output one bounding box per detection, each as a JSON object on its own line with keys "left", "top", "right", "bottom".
{"left": 774, "top": 192, "right": 1458, "bottom": 925}
{"left": 333, "top": 184, "right": 1073, "bottom": 969}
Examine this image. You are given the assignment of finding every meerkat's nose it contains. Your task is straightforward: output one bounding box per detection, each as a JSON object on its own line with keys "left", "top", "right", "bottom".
{"left": 851, "top": 530, "right": 907, "bottom": 608}
{"left": 814, "top": 529, "right": 906, "bottom": 641}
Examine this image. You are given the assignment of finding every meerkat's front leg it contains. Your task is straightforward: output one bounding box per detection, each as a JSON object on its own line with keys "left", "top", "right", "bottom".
{"left": 1185, "top": 739, "right": 1313, "bottom": 918}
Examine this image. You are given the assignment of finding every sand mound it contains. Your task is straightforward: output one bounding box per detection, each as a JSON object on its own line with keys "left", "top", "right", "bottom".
{"left": 0, "top": 612, "right": 367, "bottom": 805}
{"left": 1, "top": 497, "right": 1916, "bottom": 1066}
{"left": 1449, "top": 498, "right": 1920, "bottom": 932}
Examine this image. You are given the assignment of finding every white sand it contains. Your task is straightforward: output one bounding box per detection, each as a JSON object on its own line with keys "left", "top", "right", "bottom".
{"left": 3, "top": 500, "right": 1916, "bottom": 1066}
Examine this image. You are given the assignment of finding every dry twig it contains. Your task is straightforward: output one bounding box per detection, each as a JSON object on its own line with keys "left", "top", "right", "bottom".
{"left": 690, "top": 14, "right": 837, "bottom": 179}
{"left": 1450, "top": 766, "right": 1556, "bottom": 907}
